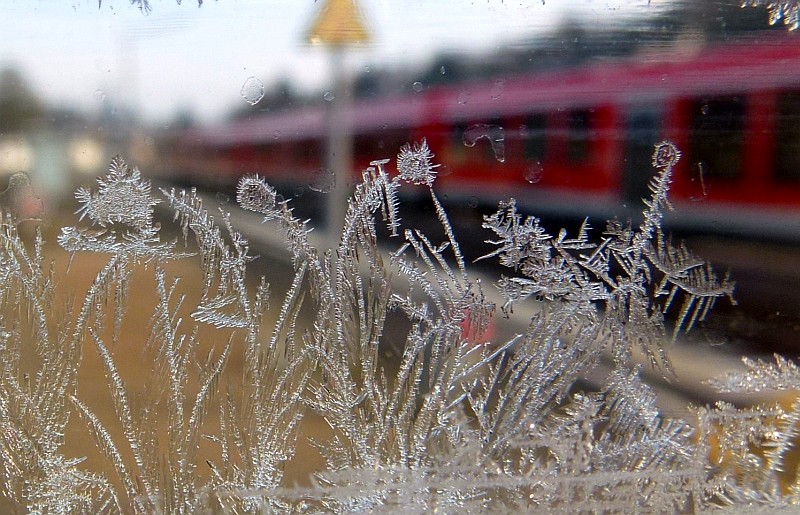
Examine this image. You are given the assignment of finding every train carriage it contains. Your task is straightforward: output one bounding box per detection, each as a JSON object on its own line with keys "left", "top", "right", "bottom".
{"left": 166, "top": 32, "right": 800, "bottom": 240}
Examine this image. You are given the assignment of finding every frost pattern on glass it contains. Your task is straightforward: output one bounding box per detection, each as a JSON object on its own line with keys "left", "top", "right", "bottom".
{"left": 0, "top": 193, "right": 119, "bottom": 512}
{"left": 396, "top": 138, "right": 439, "bottom": 185}
{"left": 742, "top": 0, "right": 800, "bottom": 29}
{"left": 4, "top": 139, "right": 800, "bottom": 512}
{"left": 108, "top": 1, "right": 206, "bottom": 14}
{"left": 480, "top": 141, "right": 733, "bottom": 372}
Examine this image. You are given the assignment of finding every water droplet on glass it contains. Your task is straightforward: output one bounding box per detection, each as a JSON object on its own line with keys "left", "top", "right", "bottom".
{"left": 310, "top": 168, "right": 335, "bottom": 193}
{"left": 491, "top": 79, "right": 506, "bottom": 100}
{"left": 700, "top": 104, "right": 709, "bottom": 116}
{"left": 463, "top": 124, "right": 505, "bottom": 163}
{"left": 323, "top": 91, "right": 335, "bottom": 102}
{"left": 272, "top": 130, "right": 281, "bottom": 140}
{"left": 468, "top": 196, "right": 479, "bottom": 209}
{"left": 363, "top": 65, "right": 370, "bottom": 73}
{"left": 440, "top": 66, "right": 446, "bottom": 75}
{"left": 457, "top": 90, "right": 470, "bottom": 105}
{"left": 524, "top": 161, "right": 543, "bottom": 183}
{"left": 412, "top": 81, "right": 424, "bottom": 93}
{"left": 240, "top": 76, "right": 265, "bottom": 106}
{"left": 216, "top": 192, "right": 230, "bottom": 205}
{"left": 294, "top": 186, "right": 305, "bottom": 197}
{"left": 94, "top": 89, "right": 106, "bottom": 102}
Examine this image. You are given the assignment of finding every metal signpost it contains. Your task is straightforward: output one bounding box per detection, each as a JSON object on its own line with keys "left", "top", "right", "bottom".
{"left": 306, "top": 0, "right": 371, "bottom": 252}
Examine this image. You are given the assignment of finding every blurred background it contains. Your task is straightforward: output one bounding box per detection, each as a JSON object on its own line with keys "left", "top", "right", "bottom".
{"left": 3, "top": 0, "right": 800, "bottom": 383}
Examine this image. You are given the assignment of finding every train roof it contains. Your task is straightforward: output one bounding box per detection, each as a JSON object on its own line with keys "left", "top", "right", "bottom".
{"left": 187, "top": 32, "right": 800, "bottom": 147}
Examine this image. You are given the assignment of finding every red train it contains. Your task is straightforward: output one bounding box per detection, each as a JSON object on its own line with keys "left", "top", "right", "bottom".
{"left": 165, "top": 32, "right": 800, "bottom": 240}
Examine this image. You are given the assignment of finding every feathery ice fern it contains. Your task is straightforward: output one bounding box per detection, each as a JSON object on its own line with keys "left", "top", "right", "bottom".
{"left": 0, "top": 140, "right": 796, "bottom": 513}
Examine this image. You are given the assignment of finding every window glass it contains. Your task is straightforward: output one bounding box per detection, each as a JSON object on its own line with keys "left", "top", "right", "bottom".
{"left": 4, "top": 2, "right": 800, "bottom": 512}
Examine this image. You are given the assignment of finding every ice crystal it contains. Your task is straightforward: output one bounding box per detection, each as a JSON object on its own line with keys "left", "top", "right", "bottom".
{"left": 60, "top": 156, "right": 178, "bottom": 262}
{"left": 396, "top": 138, "right": 439, "bottom": 185}
{"left": 236, "top": 175, "right": 278, "bottom": 218}
{"left": 701, "top": 354, "right": 800, "bottom": 506}
{"left": 100, "top": 1, "right": 204, "bottom": 14}
{"left": 742, "top": 0, "right": 800, "bottom": 29}
{"left": 75, "top": 156, "right": 158, "bottom": 229}
{"left": 708, "top": 354, "right": 800, "bottom": 393}
{"left": 2, "top": 139, "right": 800, "bottom": 512}
{"left": 480, "top": 141, "right": 733, "bottom": 373}
{"left": 0, "top": 210, "right": 118, "bottom": 512}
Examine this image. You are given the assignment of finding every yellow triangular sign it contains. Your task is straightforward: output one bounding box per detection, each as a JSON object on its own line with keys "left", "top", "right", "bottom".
{"left": 306, "top": 0, "right": 371, "bottom": 46}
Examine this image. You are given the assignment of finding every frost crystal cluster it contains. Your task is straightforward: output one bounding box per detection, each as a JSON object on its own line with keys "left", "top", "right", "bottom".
{"left": 0, "top": 141, "right": 797, "bottom": 513}
{"left": 742, "top": 0, "right": 800, "bottom": 29}
{"left": 396, "top": 139, "right": 439, "bottom": 185}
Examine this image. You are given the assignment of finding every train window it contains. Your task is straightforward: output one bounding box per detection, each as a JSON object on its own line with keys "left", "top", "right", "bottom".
{"left": 567, "top": 109, "right": 591, "bottom": 164}
{"left": 548, "top": 108, "right": 592, "bottom": 166}
{"left": 354, "top": 134, "right": 374, "bottom": 157}
{"left": 523, "top": 114, "right": 547, "bottom": 162}
{"left": 379, "top": 128, "right": 411, "bottom": 156}
{"left": 689, "top": 97, "right": 745, "bottom": 180}
{"left": 624, "top": 110, "right": 661, "bottom": 204}
{"left": 355, "top": 131, "right": 410, "bottom": 163}
{"left": 295, "top": 139, "right": 322, "bottom": 165}
{"left": 775, "top": 91, "right": 800, "bottom": 182}
{"left": 450, "top": 123, "right": 469, "bottom": 164}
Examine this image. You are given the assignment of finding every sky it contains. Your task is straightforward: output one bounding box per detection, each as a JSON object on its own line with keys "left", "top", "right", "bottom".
{"left": 0, "top": 0, "right": 666, "bottom": 124}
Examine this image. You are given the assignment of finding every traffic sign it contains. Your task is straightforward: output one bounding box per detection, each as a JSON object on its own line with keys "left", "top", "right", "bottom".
{"left": 307, "top": 0, "right": 371, "bottom": 46}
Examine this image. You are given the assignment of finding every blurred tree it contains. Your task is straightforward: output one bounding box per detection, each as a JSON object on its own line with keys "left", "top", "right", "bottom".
{"left": 653, "top": 0, "right": 782, "bottom": 40}
{"left": 354, "top": 67, "right": 382, "bottom": 98}
{"left": 417, "top": 55, "right": 468, "bottom": 87}
{"left": 0, "top": 68, "right": 43, "bottom": 133}
{"left": 170, "top": 108, "right": 196, "bottom": 130}
{"left": 260, "top": 79, "right": 297, "bottom": 111}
